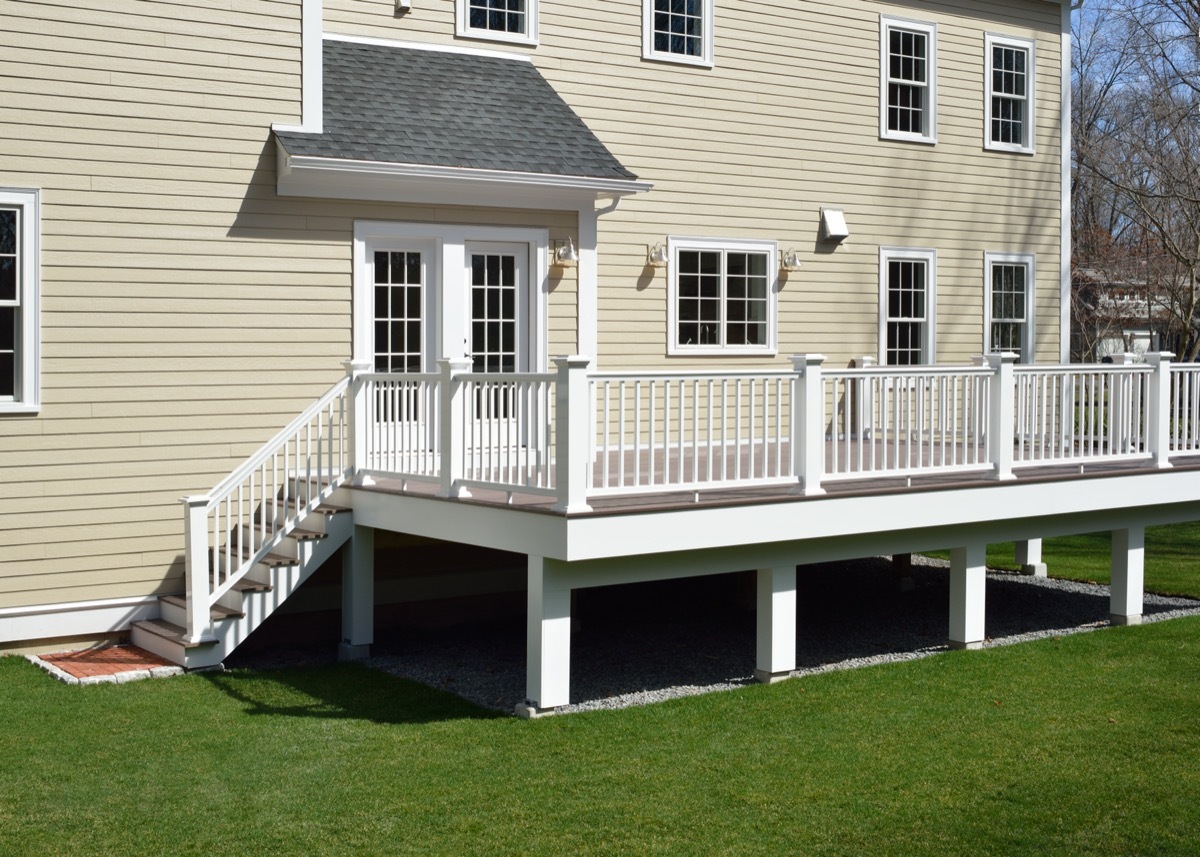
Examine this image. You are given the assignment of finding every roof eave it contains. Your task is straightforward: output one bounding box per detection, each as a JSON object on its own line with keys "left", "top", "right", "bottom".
{"left": 276, "top": 141, "right": 653, "bottom": 210}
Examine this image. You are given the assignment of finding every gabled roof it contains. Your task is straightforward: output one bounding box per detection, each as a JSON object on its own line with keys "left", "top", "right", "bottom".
{"left": 275, "top": 39, "right": 643, "bottom": 198}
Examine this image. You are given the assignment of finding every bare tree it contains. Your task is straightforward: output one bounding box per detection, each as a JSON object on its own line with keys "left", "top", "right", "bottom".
{"left": 1073, "top": 0, "right": 1200, "bottom": 361}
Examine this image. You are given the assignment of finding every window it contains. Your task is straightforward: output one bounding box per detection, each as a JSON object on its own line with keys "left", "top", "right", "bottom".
{"left": 668, "top": 237, "right": 776, "bottom": 355}
{"left": 643, "top": 0, "right": 714, "bottom": 68}
{"left": 985, "top": 252, "right": 1035, "bottom": 360}
{"left": 456, "top": 0, "right": 538, "bottom": 46}
{"left": 879, "top": 247, "right": 936, "bottom": 365}
{"left": 0, "top": 188, "right": 39, "bottom": 414}
{"left": 880, "top": 16, "right": 937, "bottom": 144}
{"left": 985, "top": 34, "right": 1035, "bottom": 153}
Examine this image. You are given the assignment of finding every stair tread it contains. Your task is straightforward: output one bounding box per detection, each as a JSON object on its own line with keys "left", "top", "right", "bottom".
{"left": 232, "top": 578, "right": 272, "bottom": 592}
{"left": 132, "top": 619, "right": 213, "bottom": 649}
{"left": 214, "top": 546, "right": 297, "bottom": 567}
{"left": 279, "top": 498, "right": 352, "bottom": 514}
{"left": 159, "top": 595, "right": 243, "bottom": 620}
{"left": 245, "top": 523, "right": 326, "bottom": 540}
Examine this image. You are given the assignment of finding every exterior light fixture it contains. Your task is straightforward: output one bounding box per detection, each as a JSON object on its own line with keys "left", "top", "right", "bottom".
{"left": 552, "top": 237, "right": 578, "bottom": 267}
{"left": 820, "top": 207, "right": 849, "bottom": 242}
{"left": 780, "top": 249, "right": 803, "bottom": 272}
{"left": 647, "top": 242, "right": 668, "bottom": 268}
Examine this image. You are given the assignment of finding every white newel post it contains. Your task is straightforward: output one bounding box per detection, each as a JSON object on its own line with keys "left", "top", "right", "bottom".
{"left": 182, "top": 495, "right": 216, "bottom": 644}
{"left": 790, "top": 354, "right": 826, "bottom": 496}
{"left": 1145, "top": 352, "right": 1174, "bottom": 469}
{"left": 986, "top": 352, "right": 1018, "bottom": 481}
{"left": 343, "top": 359, "right": 373, "bottom": 483}
{"left": 552, "top": 355, "right": 593, "bottom": 514}
{"left": 437, "top": 357, "right": 473, "bottom": 499}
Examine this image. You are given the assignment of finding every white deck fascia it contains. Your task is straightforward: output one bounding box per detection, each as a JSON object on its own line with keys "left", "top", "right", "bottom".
{"left": 342, "top": 467, "right": 1200, "bottom": 576}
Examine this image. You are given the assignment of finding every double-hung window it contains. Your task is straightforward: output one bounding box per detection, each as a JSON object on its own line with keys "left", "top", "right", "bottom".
{"left": 985, "top": 34, "right": 1035, "bottom": 153}
{"left": 879, "top": 247, "right": 936, "bottom": 365}
{"left": 643, "top": 0, "right": 714, "bottom": 68}
{"left": 456, "top": 0, "right": 538, "bottom": 46}
{"left": 880, "top": 16, "right": 937, "bottom": 144}
{"left": 985, "top": 252, "right": 1035, "bottom": 361}
{"left": 0, "top": 188, "right": 40, "bottom": 414}
{"left": 669, "top": 237, "right": 776, "bottom": 354}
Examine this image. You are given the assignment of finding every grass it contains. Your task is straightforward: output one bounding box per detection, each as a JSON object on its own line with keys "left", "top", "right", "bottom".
{"left": 4, "top": 616, "right": 1200, "bottom": 856}
{"left": 926, "top": 520, "right": 1200, "bottom": 599}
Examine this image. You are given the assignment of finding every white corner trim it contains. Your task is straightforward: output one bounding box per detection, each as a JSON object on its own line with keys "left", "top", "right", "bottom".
{"left": 324, "top": 31, "right": 534, "bottom": 62}
{"left": 0, "top": 596, "right": 160, "bottom": 645}
{"left": 271, "top": 0, "right": 323, "bottom": 135}
{"left": 1059, "top": 2, "right": 1072, "bottom": 362}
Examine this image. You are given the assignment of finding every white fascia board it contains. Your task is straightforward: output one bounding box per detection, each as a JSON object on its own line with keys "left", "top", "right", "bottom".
{"left": 559, "top": 469, "right": 1200, "bottom": 563}
{"left": 0, "top": 596, "right": 159, "bottom": 645}
{"left": 277, "top": 142, "right": 653, "bottom": 210}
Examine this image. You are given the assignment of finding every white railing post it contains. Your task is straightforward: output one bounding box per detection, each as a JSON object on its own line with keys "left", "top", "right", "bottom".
{"left": 790, "top": 354, "right": 826, "bottom": 496}
{"left": 552, "top": 355, "right": 593, "bottom": 513}
{"left": 181, "top": 495, "right": 216, "bottom": 644}
{"left": 437, "top": 357, "right": 473, "bottom": 498}
{"left": 986, "top": 352, "right": 1018, "bottom": 481}
{"left": 1145, "top": 352, "right": 1174, "bottom": 469}
{"left": 343, "top": 359, "right": 373, "bottom": 482}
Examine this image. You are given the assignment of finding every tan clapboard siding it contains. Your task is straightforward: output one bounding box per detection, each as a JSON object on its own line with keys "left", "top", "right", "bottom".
{"left": 0, "top": 0, "right": 1062, "bottom": 612}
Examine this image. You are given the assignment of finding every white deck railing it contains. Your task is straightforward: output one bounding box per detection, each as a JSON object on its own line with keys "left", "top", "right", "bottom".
{"left": 183, "top": 352, "right": 1197, "bottom": 640}
{"left": 823, "top": 365, "right": 993, "bottom": 481}
{"left": 590, "top": 370, "right": 794, "bottom": 495}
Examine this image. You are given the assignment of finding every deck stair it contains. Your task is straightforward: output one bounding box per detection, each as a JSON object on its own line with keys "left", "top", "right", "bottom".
{"left": 131, "top": 493, "right": 353, "bottom": 669}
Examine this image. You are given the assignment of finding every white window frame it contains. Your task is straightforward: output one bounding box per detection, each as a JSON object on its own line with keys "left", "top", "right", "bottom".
{"left": 642, "top": 0, "right": 714, "bottom": 69}
{"left": 0, "top": 188, "right": 40, "bottom": 415}
{"left": 984, "top": 33, "right": 1036, "bottom": 154}
{"left": 667, "top": 235, "right": 777, "bottom": 356}
{"left": 880, "top": 15, "right": 937, "bottom": 144}
{"left": 353, "top": 221, "right": 548, "bottom": 373}
{"left": 879, "top": 247, "right": 937, "bottom": 365}
{"left": 984, "top": 251, "right": 1036, "bottom": 361}
{"left": 455, "top": 0, "right": 539, "bottom": 47}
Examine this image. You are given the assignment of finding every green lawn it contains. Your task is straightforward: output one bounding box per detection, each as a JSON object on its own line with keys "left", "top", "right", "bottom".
{"left": 4, "top": 617, "right": 1200, "bottom": 855}
{"left": 928, "top": 521, "right": 1200, "bottom": 599}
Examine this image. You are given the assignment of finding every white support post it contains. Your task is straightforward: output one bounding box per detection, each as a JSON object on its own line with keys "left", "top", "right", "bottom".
{"left": 552, "top": 355, "right": 593, "bottom": 514}
{"left": 519, "top": 555, "right": 572, "bottom": 717}
{"left": 343, "top": 359, "right": 373, "bottom": 483}
{"left": 1110, "top": 526, "right": 1145, "bottom": 626}
{"left": 790, "top": 354, "right": 826, "bottom": 496}
{"left": 437, "top": 357, "right": 473, "bottom": 499}
{"left": 1015, "top": 538, "right": 1047, "bottom": 577}
{"left": 339, "top": 524, "right": 374, "bottom": 661}
{"left": 1145, "top": 352, "right": 1174, "bottom": 469}
{"left": 755, "top": 565, "right": 797, "bottom": 683}
{"left": 949, "top": 543, "right": 987, "bottom": 650}
{"left": 986, "top": 352, "right": 1018, "bottom": 481}
{"left": 182, "top": 496, "right": 216, "bottom": 644}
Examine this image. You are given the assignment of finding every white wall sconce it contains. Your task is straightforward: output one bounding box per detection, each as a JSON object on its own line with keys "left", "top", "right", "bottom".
{"left": 780, "top": 248, "right": 803, "bottom": 272}
{"left": 647, "top": 242, "right": 668, "bottom": 268}
{"left": 552, "top": 237, "right": 578, "bottom": 267}
{"left": 820, "top": 207, "right": 849, "bottom": 242}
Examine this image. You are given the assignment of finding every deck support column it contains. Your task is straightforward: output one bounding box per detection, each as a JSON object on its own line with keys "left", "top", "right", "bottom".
{"left": 339, "top": 524, "right": 374, "bottom": 661}
{"left": 949, "top": 544, "right": 986, "bottom": 650}
{"left": 1015, "top": 539, "right": 1047, "bottom": 577}
{"left": 519, "top": 555, "right": 572, "bottom": 717}
{"left": 755, "top": 565, "right": 797, "bottom": 683}
{"left": 1110, "top": 526, "right": 1144, "bottom": 626}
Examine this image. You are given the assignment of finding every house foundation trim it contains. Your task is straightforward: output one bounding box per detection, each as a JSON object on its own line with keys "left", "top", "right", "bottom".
{"left": 0, "top": 596, "right": 160, "bottom": 648}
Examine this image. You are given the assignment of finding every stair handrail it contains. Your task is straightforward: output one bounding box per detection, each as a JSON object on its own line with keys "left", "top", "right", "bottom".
{"left": 181, "top": 375, "right": 352, "bottom": 643}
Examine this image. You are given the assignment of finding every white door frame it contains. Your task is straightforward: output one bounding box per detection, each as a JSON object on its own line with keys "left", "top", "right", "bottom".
{"left": 353, "top": 221, "right": 550, "bottom": 371}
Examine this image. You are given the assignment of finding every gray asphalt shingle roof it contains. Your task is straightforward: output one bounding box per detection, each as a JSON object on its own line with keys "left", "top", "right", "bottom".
{"left": 275, "top": 39, "right": 637, "bottom": 181}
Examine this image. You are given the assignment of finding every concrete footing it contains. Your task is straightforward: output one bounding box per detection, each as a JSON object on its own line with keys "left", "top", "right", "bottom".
{"left": 1110, "top": 613, "right": 1143, "bottom": 627}
{"left": 514, "top": 702, "right": 559, "bottom": 719}
{"left": 1020, "top": 563, "right": 1048, "bottom": 578}
{"left": 754, "top": 669, "right": 793, "bottom": 684}
{"left": 338, "top": 642, "right": 371, "bottom": 661}
{"left": 948, "top": 640, "right": 984, "bottom": 651}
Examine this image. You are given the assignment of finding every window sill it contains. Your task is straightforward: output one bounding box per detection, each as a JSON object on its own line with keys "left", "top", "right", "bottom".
{"left": 641, "top": 52, "right": 714, "bottom": 69}
{"left": 668, "top": 347, "right": 778, "bottom": 358}
{"left": 0, "top": 402, "right": 41, "bottom": 416}
{"left": 984, "top": 142, "right": 1035, "bottom": 155}
{"left": 880, "top": 131, "right": 937, "bottom": 145}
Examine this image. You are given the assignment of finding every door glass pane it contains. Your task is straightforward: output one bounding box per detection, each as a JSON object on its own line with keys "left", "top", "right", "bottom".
{"left": 471, "top": 252, "right": 518, "bottom": 373}
{"left": 373, "top": 250, "right": 422, "bottom": 373}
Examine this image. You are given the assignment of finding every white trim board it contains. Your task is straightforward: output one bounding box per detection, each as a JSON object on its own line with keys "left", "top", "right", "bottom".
{"left": 0, "top": 596, "right": 159, "bottom": 646}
